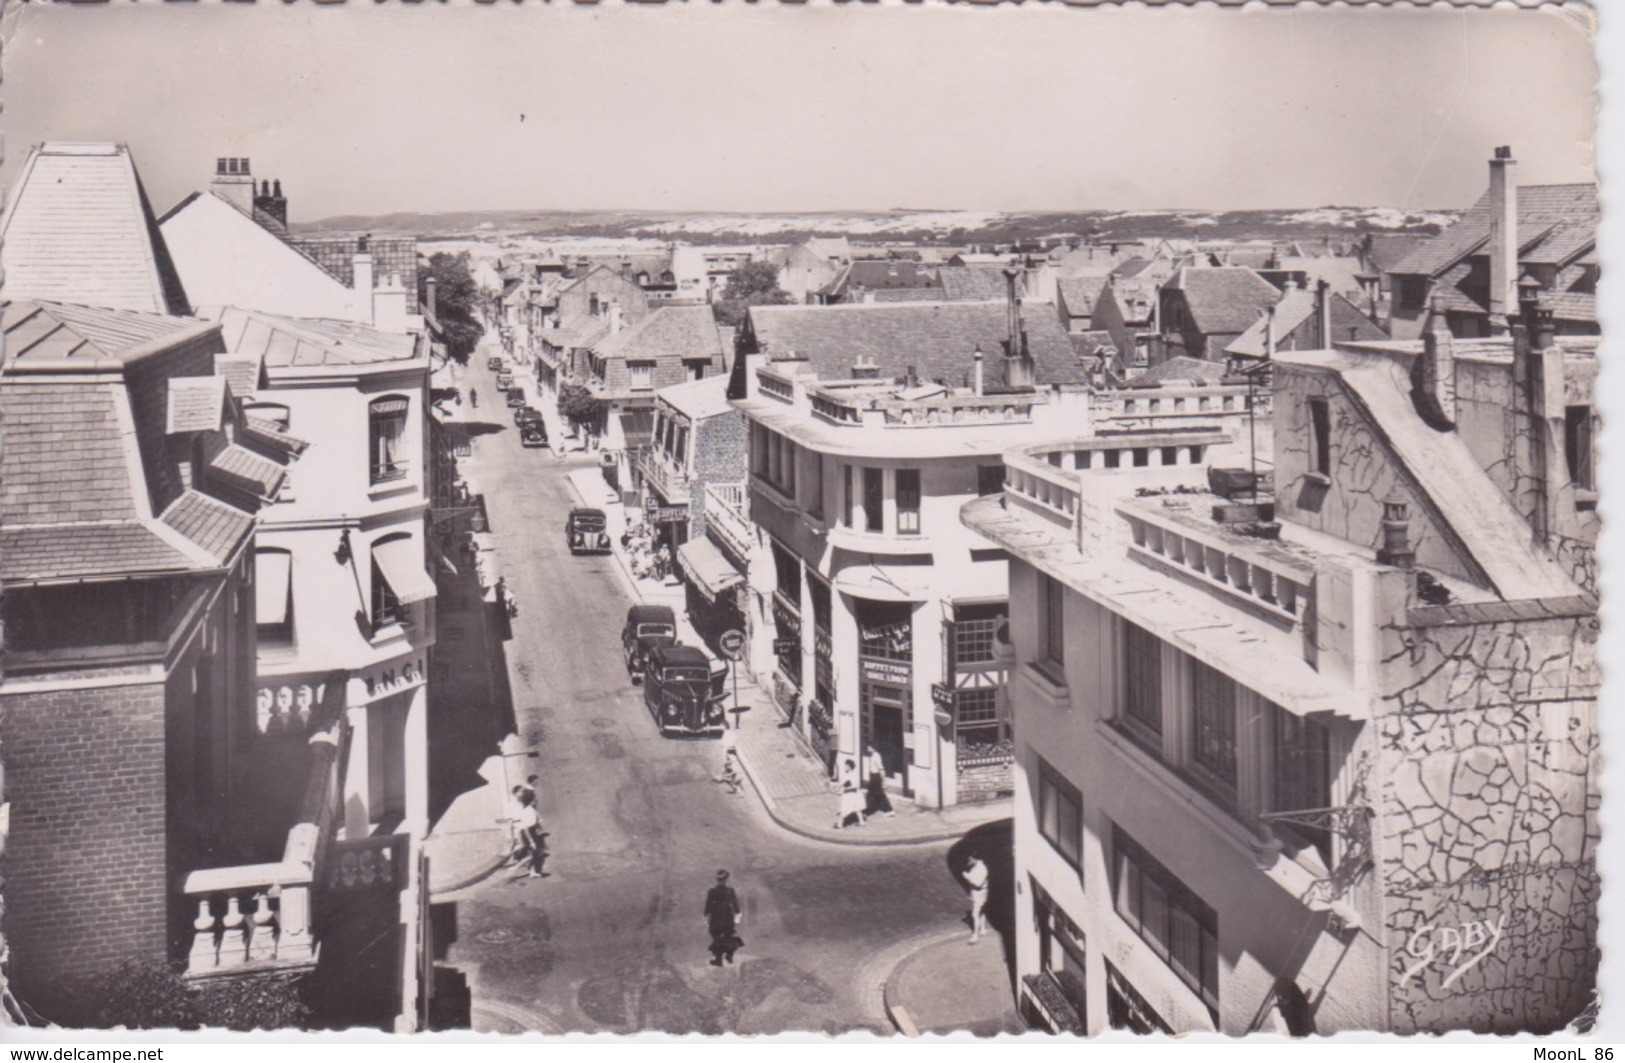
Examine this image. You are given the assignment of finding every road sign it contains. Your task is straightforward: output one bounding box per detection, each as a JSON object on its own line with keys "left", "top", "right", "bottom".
{"left": 718, "top": 629, "right": 746, "bottom": 660}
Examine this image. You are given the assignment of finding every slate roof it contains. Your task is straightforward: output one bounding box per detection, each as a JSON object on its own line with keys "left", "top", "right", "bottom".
{"left": 846, "top": 260, "right": 941, "bottom": 291}
{"left": 1361, "top": 233, "right": 1425, "bottom": 275}
{"left": 208, "top": 444, "right": 286, "bottom": 500}
{"left": 288, "top": 236, "right": 419, "bottom": 295}
{"left": 2, "top": 300, "right": 212, "bottom": 369}
{"left": 1057, "top": 277, "right": 1107, "bottom": 319}
{"left": 594, "top": 305, "right": 723, "bottom": 364}
{"left": 159, "top": 489, "right": 256, "bottom": 562}
{"left": 1103, "top": 280, "right": 1158, "bottom": 326}
{"left": 743, "top": 302, "right": 1088, "bottom": 386}
{"left": 1112, "top": 256, "right": 1152, "bottom": 279}
{"left": 243, "top": 416, "right": 310, "bottom": 456}
{"left": 1135, "top": 356, "right": 1230, "bottom": 386}
{"left": 1391, "top": 183, "right": 1597, "bottom": 277}
{"left": 212, "top": 307, "right": 422, "bottom": 368}
{"left": 1164, "top": 267, "right": 1282, "bottom": 336}
{"left": 2, "top": 143, "right": 190, "bottom": 316}
{"left": 542, "top": 309, "right": 612, "bottom": 350}
{"left": 1, "top": 524, "right": 199, "bottom": 584}
{"left": 1, "top": 381, "right": 138, "bottom": 525}
{"left": 939, "top": 267, "right": 1022, "bottom": 302}
{"left": 215, "top": 353, "right": 263, "bottom": 397}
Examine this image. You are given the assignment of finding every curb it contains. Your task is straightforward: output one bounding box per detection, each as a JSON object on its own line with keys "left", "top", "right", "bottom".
{"left": 881, "top": 927, "right": 1000, "bottom": 1037}
{"left": 427, "top": 834, "right": 513, "bottom": 897}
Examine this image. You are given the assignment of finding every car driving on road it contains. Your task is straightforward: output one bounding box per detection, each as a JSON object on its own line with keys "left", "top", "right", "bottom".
{"left": 566, "top": 508, "right": 611, "bottom": 555}
{"left": 643, "top": 644, "right": 728, "bottom": 737}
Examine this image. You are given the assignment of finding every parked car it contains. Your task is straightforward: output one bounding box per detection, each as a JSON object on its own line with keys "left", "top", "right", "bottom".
{"left": 487, "top": 355, "right": 505, "bottom": 371}
{"left": 643, "top": 644, "right": 728, "bottom": 737}
{"left": 506, "top": 389, "right": 528, "bottom": 408}
{"left": 520, "top": 422, "right": 549, "bottom": 448}
{"left": 621, "top": 604, "right": 677, "bottom": 682}
{"left": 514, "top": 404, "right": 542, "bottom": 425}
{"left": 566, "top": 508, "right": 611, "bottom": 555}
{"left": 496, "top": 371, "right": 515, "bottom": 392}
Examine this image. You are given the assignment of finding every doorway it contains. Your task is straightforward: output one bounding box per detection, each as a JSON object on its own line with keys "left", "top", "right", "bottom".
{"left": 861, "top": 682, "right": 910, "bottom": 790}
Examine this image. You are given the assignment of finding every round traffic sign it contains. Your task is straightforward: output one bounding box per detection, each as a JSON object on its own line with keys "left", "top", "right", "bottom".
{"left": 718, "top": 629, "right": 746, "bottom": 660}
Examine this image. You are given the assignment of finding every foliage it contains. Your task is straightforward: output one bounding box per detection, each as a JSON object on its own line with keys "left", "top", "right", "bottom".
{"left": 418, "top": 251, "right": 486, "bottom": 365}
{"left": 49, "top": 961, "right": 311, "bottom": 1032}
{"left": 556, "top": 382, "right": 601, "bottom": 431}
{"left": 712, "top": 260, "right": 793, "bottom": 328}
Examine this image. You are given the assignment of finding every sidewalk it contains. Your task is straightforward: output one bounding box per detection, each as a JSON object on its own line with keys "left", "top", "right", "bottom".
{"left": 884, "top": 931, "right": 1025, "bottom": 1037}
{"left": 562, "top": 464, "right": 1014, "bottom": 848}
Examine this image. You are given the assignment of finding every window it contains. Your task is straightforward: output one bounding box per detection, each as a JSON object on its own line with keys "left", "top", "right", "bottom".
{"left": 369, "top": 396, "right": 409, "bottom": 484}
{"left": 373, "top": 560, "right": 403, "bottom": 628}
{"left": 1565, "top": 405, "right": 1595, "bottom": 491}
{"left": 808, "top": 453, "right": 825, "bottom": 519}
{"left": 1038, "top": 758, "right": 1083, "bottom": 867}
{"left": 1189, "top": 660, "right": 1238, "bottom": 802}
{"left": 978, "top": 464, "right": 1005, "bottom": 497}
{"left": 952, "top": 603, "right": 1007, "bottom": 666}
{"left": 1039, "top": 574, "right": 1066, "bottom": 673}
{"left": 863, "top": 467, "right": 884, "bottom": 533}
{"left": 1033, "top": 881, "right": 1089, "bottom": 1023}
{"left": 1112, "top": 826, "right": 1219, "bottom": 1018}
{"left": 1396, "top": 276, "right": 1429, "bottom": 311}
{"left": 255, "top": 548, "right": 294, "bottom": 646}
{"left": 1272, "top": 706, "right": 1333, "bottom": 865}
{"left": 686, "top": 360, "right": 706, "bottom": 382}
{"left": 896, "top": 468, "right": 921, "bottom": 535}
{"left": 1309, "top": 398, "right": 1331, "bottom": 478}
{"left": 1122, "top": 621, "right": 1162, "bottom": 745}
{"left": 843, "top": 463, "right": 855, "bottom": 527}
{"left": 245, "top": 402, "right": 291, "bottom": 431}
{"left": 629, "top": 362, "right": 654, "bottom": 390}
{"left": 956, "top": 688, "right": 999, "bottom": 728}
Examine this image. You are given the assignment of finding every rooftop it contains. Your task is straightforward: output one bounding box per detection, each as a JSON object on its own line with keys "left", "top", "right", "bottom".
{"left": 1391, "top": 182, "right": 1597, "bottom": 278}
{"left": 2, "top": 300, "right": 215, "bottom": 370}
{"left": 210, "top": 306, "right": 423, "bottom": 369}
{"left": 657, "top": 373, "right": 736, "bottom": 421}
{"left": 1163, "top": 267, "right": 1283, "bottom": 336}
{"left": 593, "top": 304, "right": 723, "bottom": 364}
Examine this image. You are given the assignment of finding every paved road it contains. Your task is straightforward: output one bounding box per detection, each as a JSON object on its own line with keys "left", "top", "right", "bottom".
{"left": 438, "top": 352, "right": 974, "bottom": 1036}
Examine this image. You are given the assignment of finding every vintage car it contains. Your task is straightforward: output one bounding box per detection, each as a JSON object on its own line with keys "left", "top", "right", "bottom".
{"left": 520, "top": 421, "right": 549, "bottom": 448}
{"left": 565, "top": 507, "right": 611, "bottom": 555}
{"left": 505, "top": 388, "right": 528, "bottom": 409}
{"left": 487, "top": 355, "right": 505, "bottom": 371}
{"left": 495, "top": 371, "right": 515, "bottom": 392}
{"left": 643, "top": 644, "right": 728, "bottom": 737}
{"left": 621, "top": 604, "right": 677, "bottom": 681}
{"left": 514, "top": 404, "right": 543, "bottom": 425}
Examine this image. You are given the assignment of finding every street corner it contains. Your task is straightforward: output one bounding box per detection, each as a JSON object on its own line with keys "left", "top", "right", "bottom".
{"left": 884, "top": 928, "right": 1023, "bottom": 1038}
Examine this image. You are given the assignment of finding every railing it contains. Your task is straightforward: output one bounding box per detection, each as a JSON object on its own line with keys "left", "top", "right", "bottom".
{"left": 370, "top": 460, "right": 410, "bottom": 486}
{"left": 757, "top": 370, "right": 796, "bottom": 403}
{"left": 881, "top": 395, "right": 1038, "bottom": 428}
{"left": 638, "top": 448, "right": 691, "bottom": 504}
{"left": 1119, "top": 501, "right": 1315, "bottom": 627}
{"left": 703, "top": 482, "right": 753, "bottom": 563}
{"left": 181, "top": 708, "right": 348, "bottom": 978}
{"left": 810, "top": 393, "right": 865, "bottom": 425}
{"left": 1004, "top": 461, "right": 1081, "bottom": 525}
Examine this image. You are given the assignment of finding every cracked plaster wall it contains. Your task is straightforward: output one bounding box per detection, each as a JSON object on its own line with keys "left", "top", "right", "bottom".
{"left": 1377, "top": 613, "right": 1598, "bottom": 1033}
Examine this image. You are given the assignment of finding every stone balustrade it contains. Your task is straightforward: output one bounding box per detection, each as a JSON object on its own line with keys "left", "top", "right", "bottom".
{"left": 880, "top": 395, "right": 1037, "bottom": 428}
{"left": 182, "top": 712, "right": 346, "bottom": 978}
{"left": 703, "top": 482, "right": 753, "bottom": 563}
{"left": 638, "top": 447, "right": 691, "bottom": 504}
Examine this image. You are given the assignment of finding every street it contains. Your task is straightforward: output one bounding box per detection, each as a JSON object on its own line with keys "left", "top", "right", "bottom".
{"left": 433, "top": 353, "right": 981, "bottom": 1036}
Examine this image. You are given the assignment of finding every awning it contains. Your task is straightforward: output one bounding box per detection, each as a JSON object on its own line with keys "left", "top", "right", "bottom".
{"left": 677, "top": 537, "right": 744, "bottom": 603}
{"left": 619, "top": 409, "right": 655, "bottom": 450}
{"left": 256, "top": 550, "right": 292, "bottom": 626}
{"left": 372, "top": 536, "right": 437, "bottom": 605}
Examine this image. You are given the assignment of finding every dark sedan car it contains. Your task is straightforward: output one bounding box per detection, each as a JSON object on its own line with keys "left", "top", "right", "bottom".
{"left": 566, "top": 508, "right": 611, "bottom": 555}
{"left": 621, "top": 604, "right": 677, "bottom": 683}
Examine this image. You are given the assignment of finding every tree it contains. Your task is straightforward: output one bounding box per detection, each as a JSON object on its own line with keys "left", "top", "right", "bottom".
{"left": 418, "top": 251, "right": 486, "bottom": 365}
{"left": 557, "top": 382, "right": 602, "bottom": 435}
{"left": 712, "top": 260, "right": 793, "bottom": 327}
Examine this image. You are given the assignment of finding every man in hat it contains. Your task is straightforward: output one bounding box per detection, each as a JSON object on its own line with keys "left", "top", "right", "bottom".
{"left": 704, "top": 870, "right": 742, "bottom": 966}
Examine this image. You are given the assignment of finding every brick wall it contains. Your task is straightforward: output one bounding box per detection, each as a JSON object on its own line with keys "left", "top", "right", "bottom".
{"left": 0, "top": 677, "right": 172, "bottom": 1000}
{"left": 956, "top": 759, "right": 1015, "bottom": 802}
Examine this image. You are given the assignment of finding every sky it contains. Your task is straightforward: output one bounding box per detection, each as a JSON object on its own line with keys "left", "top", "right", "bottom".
{"left": 0, "top": 2, "right": 1600, "bottom": 222}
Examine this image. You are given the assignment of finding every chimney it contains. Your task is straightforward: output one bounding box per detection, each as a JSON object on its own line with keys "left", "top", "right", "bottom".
{"left": 1419, "top": 291, "right": 1456, "bottom": 427}
{"left": 253, "top": 176, "right": 288, "bottom": 229}
{"left": 852, "top": 356, "right": 881, "bottom": 381}
{"left": 610, "top": 300, "right": 624, "bottom": 334}
{"left": 212, "top": 155, "right": 255, "bottom": 214}
{"left": 1376, "top": 492, "right": 1415, "bottom": 568}
{"left": 426, "top": 277, "right": 438, "bottom": 319}
{"left": 1316, "top": 279, "right": 1332, "bottom": 348}
{"left": 373, "top": 273, "right": 409, "bottom": 334}
{"left": 352, "top": 235, "right": 375, "bottom": 325}
{"left": 1487, "top": 146, "right": 1518, "bottom": 333}
{"left": 905, "top": 364, "right": 918, "bottom": 389}
{"left": 1003, "top": 269, "right": 1035, "bottom": 391}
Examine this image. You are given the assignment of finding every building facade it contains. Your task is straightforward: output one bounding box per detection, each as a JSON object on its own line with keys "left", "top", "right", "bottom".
{"left": 962, "top": 300, "right": 1597, "bottom": 1035}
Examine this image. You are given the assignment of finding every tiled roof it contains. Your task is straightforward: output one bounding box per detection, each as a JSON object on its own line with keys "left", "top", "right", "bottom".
{"left": 212, "top": 307, "right": 421, "bottom": 368}
{"left": 847, "top": 260, "right": 941, "bottom": 291}
{"left": 1164, "top": 267, "right": 1282, "bottom": 336}
{"left": 1112, "top": 256, "right": 1152, "bottom": 279}
{"left": 869, "top": 288, "right": 948, "bottom": 303}
{"left": 938, "top": 267, "right": 1020, "bottom": 302}
{"left": 1105, "top": 279, "right": 1158, "bottom": 326}
{"left": 1541, "top": 291, "right": 1597, "bottom": 322}
{"left": 1, "top": 381, "right": 138, "bottom": 524}
{"left": 744, "top": 301, "right": 1088, "bottom": 386}
{"left": 1225, "top": 288, "right": 1389, "bottom": 358}
{"left": 1, "top": 143, "right": 190, "bottom": 315}
{"left": 1391, "top": 183, "right": 1598, "bottom": 277}
{"left": 1057, "top": 277, "right": 1106, "bottom": 317}
{"left": 287, "top": 236, "right": 419, "bottom": 295}
{"left": 243, "top": 416, "right": 310, "bottom": 456}
{"left": 160, "top": 488, "right": 256, "bottom": 563}
{"left": 2, "top": 300, "right": 211, "bottom": 368}
{"left": 1136, "top": 355, "right": 1231, "bottom": 385}
{"left": 1, "top": 524, "right": 198, "bottom": 583}
{"left": 209, "top": 443, "right": 286, "bottom": 499}
{"left": 594, "top": 305, "right": 723, "bottom": 364}
{"left": 168, "top": 376, "right": 229, "bottom": 434}
{"left": 1360, "top": 233, "right": 1425, "bottom": 275}
{"left": 543, "top": 309, "right": 612, "bottom": 350}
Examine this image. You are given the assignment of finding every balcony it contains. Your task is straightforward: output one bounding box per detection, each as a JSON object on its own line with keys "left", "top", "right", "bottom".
{"left": 704, "top": 481, "right": 754, "bottom": 563}
{"left": 880, "top": 394, "right": 1038, "bottom": 428}
{"left": 639, "top": 447, "right": 691, "bottom": 505}
{"left": 182, "top": 705, "right": 348, "bottom": 979}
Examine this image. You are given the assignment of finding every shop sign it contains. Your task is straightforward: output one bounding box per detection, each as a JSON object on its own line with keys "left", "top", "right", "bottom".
{"left": 861, "top": 658, "right": 912, "bottom": 685}
{"left": 773, "top": 638, "right": 800, "bottom": 654}
{"left": 651, "top": 506, "right": 689, "bottom": 524}
{"left": 359, "top": 657, "right": 427, "bottom": 701}
{"left": 930, "top": 683, "right": 956, "bottom": 711}
{"left": 814, "top": 630, "right": 833, "bottom": 662}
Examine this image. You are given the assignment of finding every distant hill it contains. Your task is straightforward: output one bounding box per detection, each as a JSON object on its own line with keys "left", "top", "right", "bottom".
{"left": 294, "top": 206, "right": 1456, "bottom": 246}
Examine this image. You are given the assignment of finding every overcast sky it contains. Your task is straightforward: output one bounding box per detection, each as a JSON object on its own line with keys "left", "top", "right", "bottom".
{"left": 1, "top": 2, "right": 1598, "bottom": 222}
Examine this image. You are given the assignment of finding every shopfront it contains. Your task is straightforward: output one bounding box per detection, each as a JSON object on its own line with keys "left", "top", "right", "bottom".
{"left": 854, "top": 598, "right": 914, "bottom": 793}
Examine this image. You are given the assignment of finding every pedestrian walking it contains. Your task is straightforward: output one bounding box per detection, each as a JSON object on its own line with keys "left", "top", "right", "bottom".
{"left": 961, "top": 854, "right": 990, "bottom": 943}
{"left": 863, "top": 744, "right": 895, "bottom": 817}
{"left": 470, "top": 388, "right": 478, "bottom": 409}
{"left": 505, "top": 786, "right": 533, "bottom": 865}
{"left": 833, "top": 779, "right": 866, "bottom": 830}
{"left": 716, "top": 749, "right": 744, "bottom": 796}
{"left": 704, "top": 870, "right": 743, "bottom": 966}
